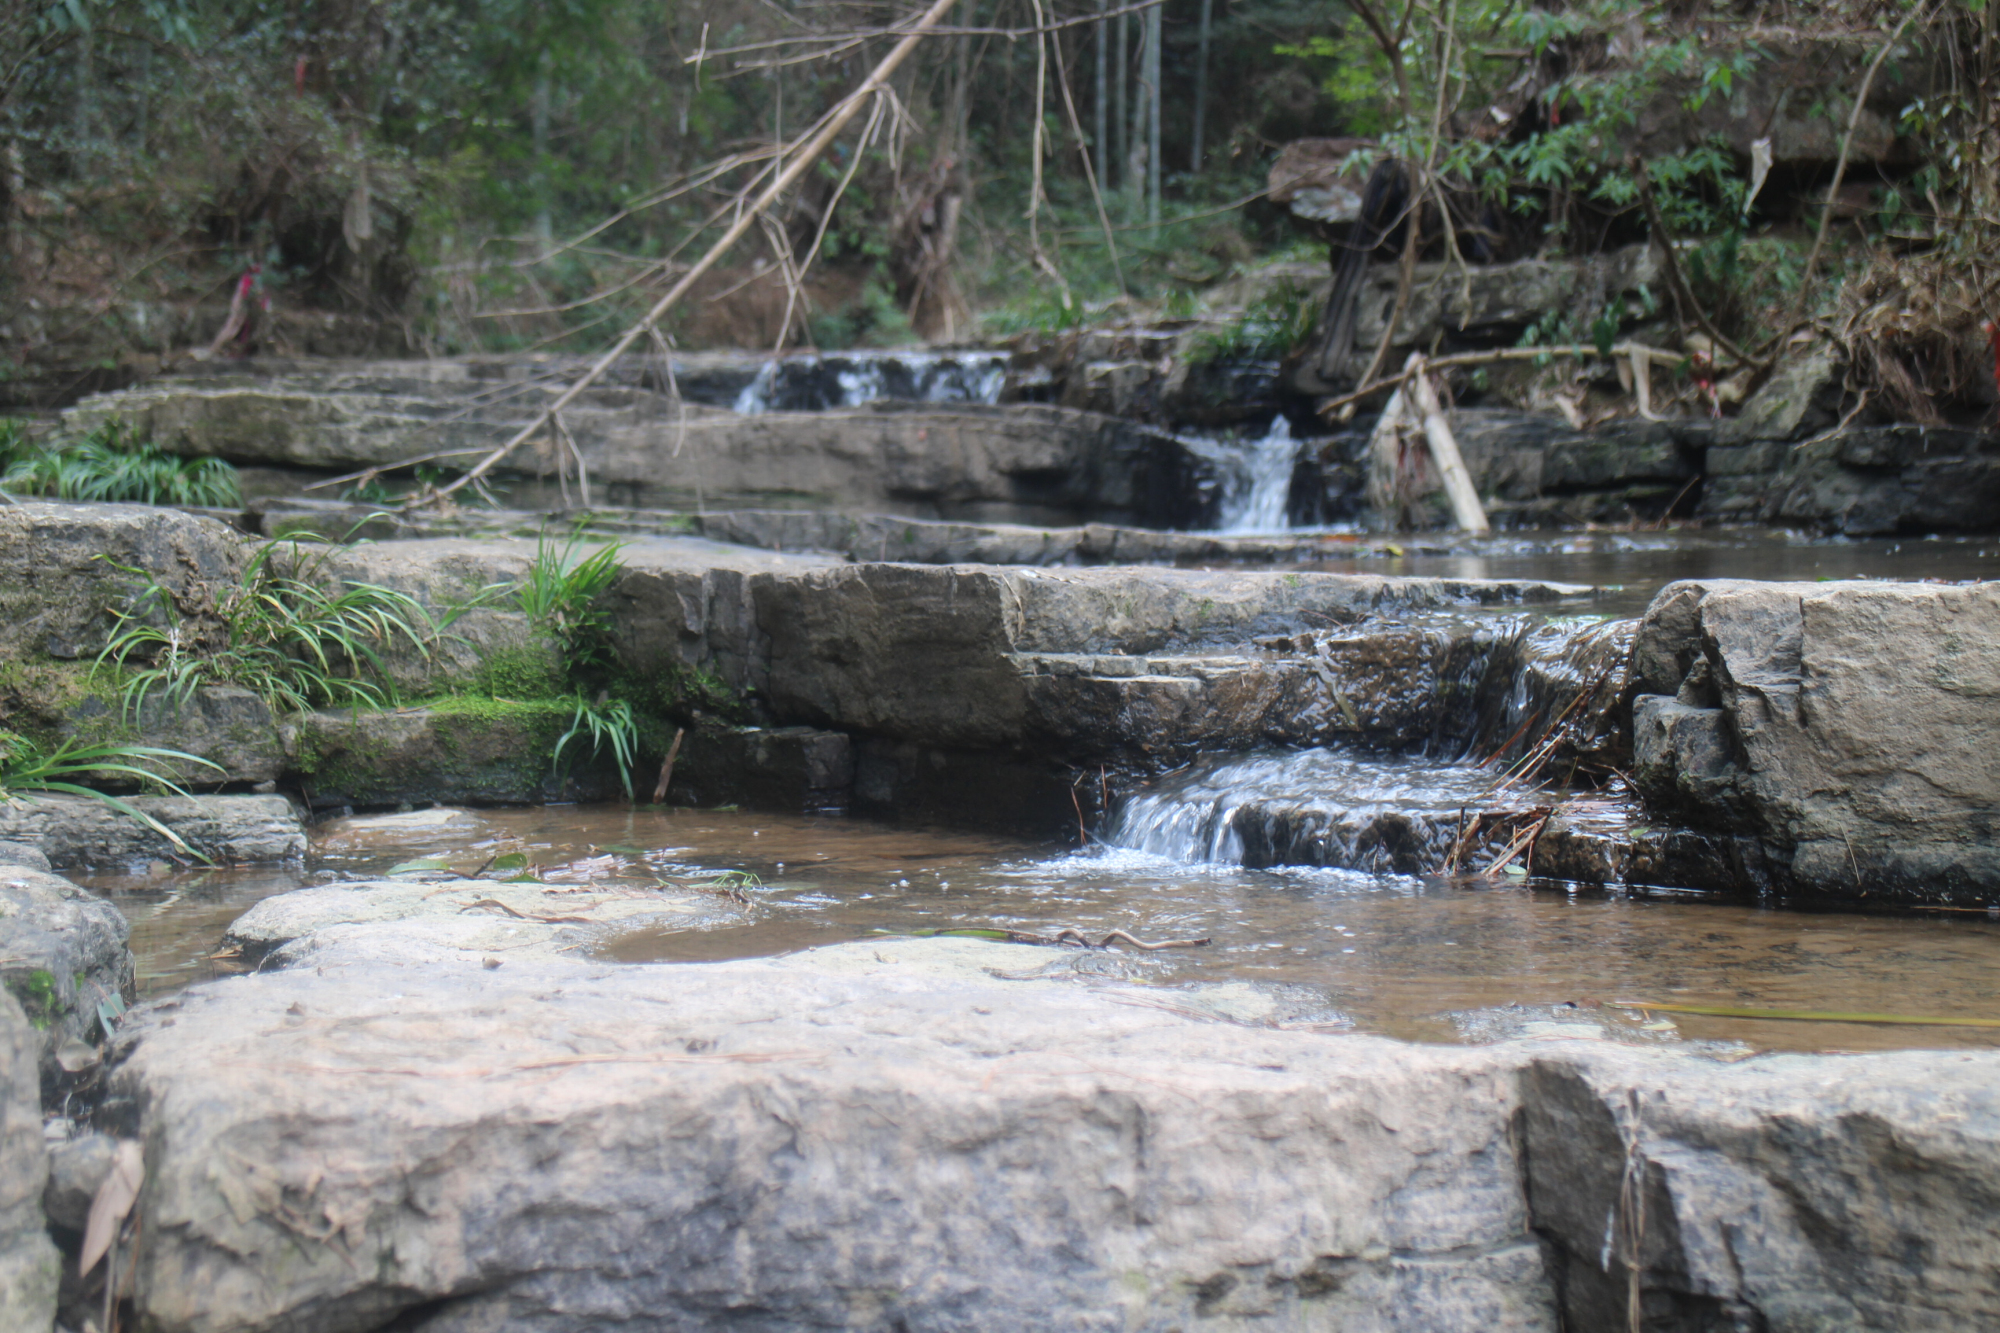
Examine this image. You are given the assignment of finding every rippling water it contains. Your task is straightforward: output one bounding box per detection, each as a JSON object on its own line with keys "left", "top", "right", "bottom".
{"left": 75, "top": 793, "right": 2000, "bottom": 1055}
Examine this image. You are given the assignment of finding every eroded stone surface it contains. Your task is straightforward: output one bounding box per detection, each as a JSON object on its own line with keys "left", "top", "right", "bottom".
{"left": 0, "top": 866, "right": 134, "bottom": 1074}
{"left": 113, "top": 938, "right": 1551, "bottom": 1333}
{"left": 1630, "top": 578, "right": 2000, "bottom": 899}
{"left": 0, "top": 991, "right": 57, "bottom": 1333}
{"left": 0, "top": 793, "right": 305, "bottom": 867}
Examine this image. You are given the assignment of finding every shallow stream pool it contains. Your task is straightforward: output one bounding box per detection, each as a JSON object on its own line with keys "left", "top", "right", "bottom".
{"left": 75, "top": 798, "right": 2000, "bottom": 1057}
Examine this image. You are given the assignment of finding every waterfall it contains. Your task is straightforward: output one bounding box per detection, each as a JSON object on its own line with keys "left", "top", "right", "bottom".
{"left": 1216, "top": 415, "right": 1298, "bottom": 533}
{"left": 731, "top": 351, "right": 1010, "bottom": 415}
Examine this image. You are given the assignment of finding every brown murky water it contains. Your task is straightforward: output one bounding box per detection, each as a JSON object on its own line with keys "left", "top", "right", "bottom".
{"left": 74, "top": 799, "right": 2000, "bottom": 1056}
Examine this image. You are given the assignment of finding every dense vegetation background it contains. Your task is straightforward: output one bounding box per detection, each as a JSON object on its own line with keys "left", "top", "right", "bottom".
{"left": 0, "top": 0, "right": 1989, "bottom": 413}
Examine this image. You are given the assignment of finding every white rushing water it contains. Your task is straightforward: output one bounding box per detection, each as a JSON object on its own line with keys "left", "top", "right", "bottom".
{"left": 731, "top": 351, "right": 1010, "bottom": 415}
{"left": 1216, "top": 415, "right": 1299, "bottom": 533}
{"left": 1109, "top": 748, "right": 1502, "bottom": 865}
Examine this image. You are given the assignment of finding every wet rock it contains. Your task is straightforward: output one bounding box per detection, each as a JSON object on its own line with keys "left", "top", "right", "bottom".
{"left": 0, "top": 793, "right": 305, "bottom": 866}
{"left": 1352, "top": 245, "right": 1660, "bottom": 350}
{"left": 749, "top": 565, "right": 1590, "bottom": 762}
{"left": 0, "top": 991, "right": 57, "bottom": 1333}
{"left": 0, "top": 866, "right": 133, "bottom": 1078}
{"left": 224, "top": 876, "right": 746, "bottom": 969}
{"left": 42, "top": 1131, "right": 117, "bottom": 1233}
{"left": 1699, "top": 424, "right": 2000, "bottom": 535}
{"left": 1629, "top": 578, "right": 2000, "bottom": 901}
{"left": 284, "top": 703, "right": 631, "bottom": 810}
{"left": 111, "top": 938, "right": 1552, "bottom": 1333}
{"left": 0, "top": 841, "right": 51, "bottom": 872}
{"left": 671, "top": 725, "right": 853, "bottom": 813}
{"left": 312, "top": 806, "right": 492, "bottom": 853}
{"left": 1523, "top": 1043, "right": 2000, "bottom": 1331}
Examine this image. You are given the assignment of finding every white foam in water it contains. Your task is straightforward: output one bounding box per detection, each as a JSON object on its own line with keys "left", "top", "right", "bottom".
{"left": 731, "top": 351, "right": 1009, "bottom": 415}
{"left": 1109, "top": 747, "right": 1499, "bottom": 866}
{"left": 1217, "top": 415, "right": 1298, "bottom": 533}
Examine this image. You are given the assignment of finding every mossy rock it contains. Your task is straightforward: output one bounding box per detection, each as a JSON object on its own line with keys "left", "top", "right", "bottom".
{"left": 284, "top": 696, "right": 642, "bottom": 809}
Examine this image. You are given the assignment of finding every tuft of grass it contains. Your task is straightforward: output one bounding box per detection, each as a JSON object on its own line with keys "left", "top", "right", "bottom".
{"left": 95, "top": 533, "right": 437, "bottom": 719}
{"left": 1, "top": 419, "right": 241, "bottom": 508}
{"left": 0, "top": 728, "right": 222, "bottom": 859}
{"left": 552, "top": 693, "right": 641, "bottom": 801}
{"left": 516, "top": 529, "right": 626, "bottom": 675}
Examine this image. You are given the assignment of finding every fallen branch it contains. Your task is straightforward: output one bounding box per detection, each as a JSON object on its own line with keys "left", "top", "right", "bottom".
{"left": 407, "top": 0, "right": 964, "bottom": 508}
{"left": 1314, "top": 341, "right": 1684, "bottom": 419}
{"left": 1800, "top": 2, "right": 1932, "bottom": 291}
{"left": 1634, "top": 160, "right": 1762, "bottom": 370}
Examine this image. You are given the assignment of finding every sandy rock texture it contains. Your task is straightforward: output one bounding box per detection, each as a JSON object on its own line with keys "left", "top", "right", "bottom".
{"left": 1632, "top": 577, "right": 2000, "bottom": 900}
{"left": 0, "top": 991, "right": 58, "bottom": 1333}
{"left": 98, "top": 920, "right": 2000, "bottom": 1333}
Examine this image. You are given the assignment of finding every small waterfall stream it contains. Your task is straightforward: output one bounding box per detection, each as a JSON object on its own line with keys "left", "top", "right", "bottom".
{"left": 1216, "top": 415, "right": 1300, "bottom": 533}
{"left": 731, "top": 350, "right": 1010, "bottom": 414}
{"left": 1105, "top": 615, "right": 1638, "bottom": 873}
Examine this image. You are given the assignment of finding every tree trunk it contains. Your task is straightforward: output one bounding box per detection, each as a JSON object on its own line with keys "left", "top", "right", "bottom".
{"left": 1114, "top": 9, "right": 1129, "bottom": 192}
{"left": 1191, "top": 0, "right": 1212, "bottom": 173}
{"left": 532, "top": 60, "right": 553, "bottom": 245}
{"left": 1094, "top": 0, "right": 1108, "bottom": 180}
{"left": 1145, "top": 2, "right": 1161, "bottom": 228}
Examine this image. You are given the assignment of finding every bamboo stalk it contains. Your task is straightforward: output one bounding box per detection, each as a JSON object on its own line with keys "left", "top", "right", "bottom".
{"left": 412, "top": 0, "right": 964, "bottom": 507}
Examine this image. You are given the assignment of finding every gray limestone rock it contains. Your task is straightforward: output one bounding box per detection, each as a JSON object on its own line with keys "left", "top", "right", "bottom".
{"left": 0, "top": 842, "right": 51, "bottom": 873}
{"left": 0, "top": 865, "right": 134, "bottom": 1075}
{"left": 98, "top": 907, "right": 2000, "bottom": 1333}
{"left": 42, "top": 1131, "right": 117, "bottom": 1233}
{"left": 0, "top": 992, "right": 56, "bottom": 1333}
{"left": 1722, "top": 344, "right": 1844, "bottom": 444}
{"left": 0, "top": 502, "right": 246, "bottom": 664}
{"left": 112, "top": 938, "right": 1554, "bottom": 1333}
{"left": 0, "top": 793, "right": 305, "bottom": 867}
{"left": 1629, "top": 578, "right": 2000, "bottom": 900}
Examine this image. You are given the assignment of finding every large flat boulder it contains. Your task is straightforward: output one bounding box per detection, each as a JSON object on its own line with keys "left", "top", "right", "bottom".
{"left": 0, "top": 793, "right": 305, "bottom": 867}
{"left": 100, "top": 906, "right": 2000, "bottom": 1333}
{"left": 1630, "top": 578, "right": 2000, "bottom": 900}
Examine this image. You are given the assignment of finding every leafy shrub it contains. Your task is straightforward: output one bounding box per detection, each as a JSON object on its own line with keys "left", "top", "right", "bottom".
{"left": 1187, "top": 279, "right": 1319, "bottom": 364}
{"left": 1, "top": 420, "right": 241, "bottom": 508}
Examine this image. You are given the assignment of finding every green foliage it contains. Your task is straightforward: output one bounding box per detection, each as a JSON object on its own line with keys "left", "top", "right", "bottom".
{"left": 95, "top": 535, "right": 437, "bottom": 719}
{"left": 0, "top": 726, "right": 222, "bottom": 859}
{"left": 807, "top": 282, "right": 917, "bottom": 350}
{"left": 1188, "top": 279, "right": 1318, "bottom": 364}
{"left": 515, "top": 530, "right": 625, "bottom": 675}
{"left": 553, "top": 694, "right": 641, "bottom": 801}
{"left": 1, "top": 420, "right": 241, "bottom": 508}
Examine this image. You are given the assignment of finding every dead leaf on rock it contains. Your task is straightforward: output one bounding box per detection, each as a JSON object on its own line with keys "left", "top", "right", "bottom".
{"left": 80, "top": 1139, "right": 144, "bottom": 1277}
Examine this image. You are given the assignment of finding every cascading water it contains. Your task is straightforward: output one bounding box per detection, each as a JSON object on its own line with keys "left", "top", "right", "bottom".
{"left": 1108, "top": 748, "right": 1507, "bottom": 872}
{"left": 1105, "top": 615, "right": 1638, "bottom": 873}
{"left": 731, "top": 350, "right": 1010, "bottom": 414}
{"left": 1215, "top": 415, "right": 1299, "bottom": 533}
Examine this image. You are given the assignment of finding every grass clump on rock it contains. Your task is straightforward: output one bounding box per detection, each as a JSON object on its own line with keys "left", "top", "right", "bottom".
{"left": 0, "top": 418, "right": 240, "bottom": 509}
{"left": 96, "top": 533, "right": 439, "bottom": 719}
